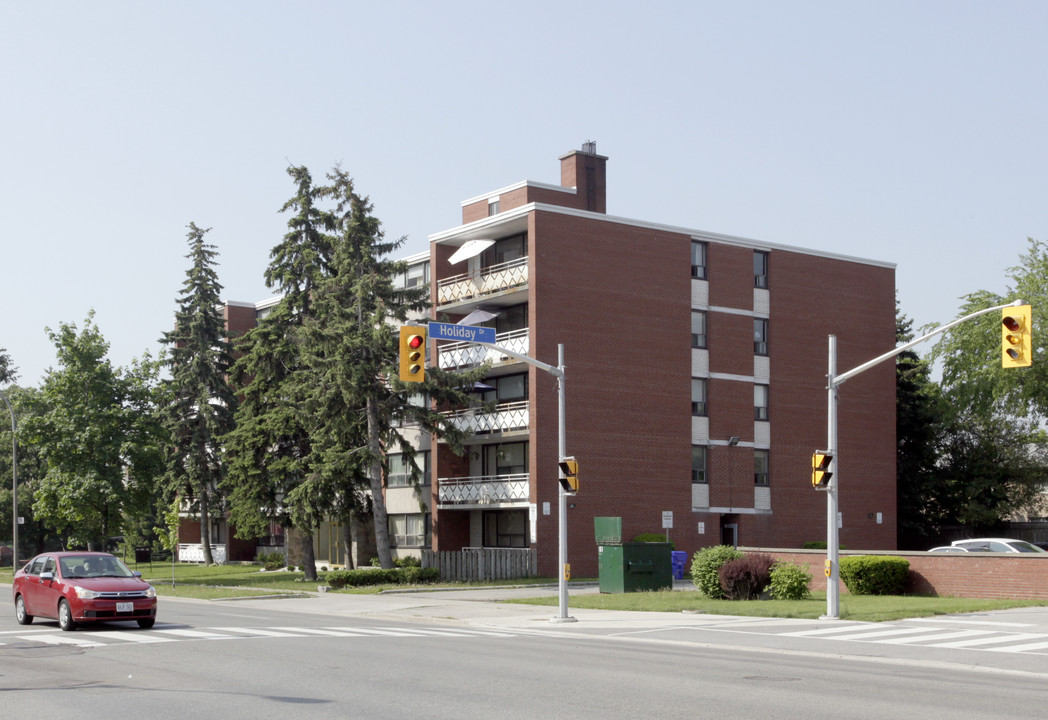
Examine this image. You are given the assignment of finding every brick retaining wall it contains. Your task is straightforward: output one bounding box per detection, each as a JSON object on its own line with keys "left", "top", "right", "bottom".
{"left": 744, "top": 548, "right": 1048, "bottom": 599}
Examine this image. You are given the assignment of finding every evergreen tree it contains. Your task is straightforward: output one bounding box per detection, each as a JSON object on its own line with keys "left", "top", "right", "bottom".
{"left": 298, "top": 167, "right": 485, "bottom": 568}
{"left": 160, "top": 223, "right": 237, "bottom": 565}
{"left": 225, "top": 166, "right": 333, "bottom": 580}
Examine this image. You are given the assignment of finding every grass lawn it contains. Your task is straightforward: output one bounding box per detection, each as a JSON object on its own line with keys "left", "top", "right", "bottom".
{"left": 508, "top": 588, "right": 1048, "bottom": 622}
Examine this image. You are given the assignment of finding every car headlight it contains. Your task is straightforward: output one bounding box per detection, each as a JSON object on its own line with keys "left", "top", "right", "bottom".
{"left": 74, "top": 586, "right": 101, "bottom": 599}
{"left": 144, "top": 585, "right": 156, "bottom": 598}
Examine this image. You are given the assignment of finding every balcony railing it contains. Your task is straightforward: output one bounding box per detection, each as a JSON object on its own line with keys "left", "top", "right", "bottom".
{"left": 438, "top": 473, "right": 530, "bottom": 506}
{"left": 438, "top": 328, "right": 529, "bottom": 369}
{"left": 445, "top": 401, "right": 529, "bottom": 435}
{"left": 437, "top": 257, "right": 528, "bottom": 304}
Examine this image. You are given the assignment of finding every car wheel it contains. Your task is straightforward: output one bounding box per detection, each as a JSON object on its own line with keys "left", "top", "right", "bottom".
{"left": 15, "top": 595, "right": 33, "bottom": 625}
{"left": 137, "top": 618, "right": 155, "bottom": 629}
{"left": 57, "top": 599, "right": 77, "bottom": 632}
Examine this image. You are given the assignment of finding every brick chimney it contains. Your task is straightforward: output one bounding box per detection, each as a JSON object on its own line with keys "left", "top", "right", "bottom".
{"left": 559, "top": 141, "right": 608, "bottom": 213}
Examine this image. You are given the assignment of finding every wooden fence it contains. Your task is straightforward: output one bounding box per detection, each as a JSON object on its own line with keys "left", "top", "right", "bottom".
{"left": 421, "top": 548, "right": 537, "bottom": 582}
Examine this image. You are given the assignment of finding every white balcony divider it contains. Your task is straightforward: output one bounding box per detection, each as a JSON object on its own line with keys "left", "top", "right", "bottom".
{"left": 438, "top": 473, "right": 529, "bottom": 506}
{"left": 437, "top": 257, "right": 528, "bottom": 304}
{"left": 438, "top": 328, "right": 529, "bottom": 369}
{"left": 445, "top": 401, "right": 529, "bottom": 435}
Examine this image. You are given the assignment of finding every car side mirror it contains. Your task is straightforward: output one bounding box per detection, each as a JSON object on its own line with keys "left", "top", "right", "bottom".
{"left": 40, "top": 571, "right": 54, "bottom": 582}
{"left": 132, "top": 571, "right": 142, "bottom": 578}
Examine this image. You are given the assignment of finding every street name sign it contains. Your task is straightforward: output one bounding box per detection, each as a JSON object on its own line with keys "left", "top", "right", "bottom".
{"left": 428, "top": 321, "right": 496, "bottom": 344}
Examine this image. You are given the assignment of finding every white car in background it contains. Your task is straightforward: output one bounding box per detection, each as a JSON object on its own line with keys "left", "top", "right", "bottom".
{"left": 950, "top": 538, "right": 1046, "bottom": 553}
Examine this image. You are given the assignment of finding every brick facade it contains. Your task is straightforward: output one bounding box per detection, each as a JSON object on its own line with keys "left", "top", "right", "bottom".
{"left": 430, "top": 145, "right": 897, "bottom": 578}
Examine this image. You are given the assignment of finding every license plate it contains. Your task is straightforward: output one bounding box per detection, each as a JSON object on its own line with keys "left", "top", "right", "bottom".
{"left": 116, "top": 602, "right": 134, "bottom": 613}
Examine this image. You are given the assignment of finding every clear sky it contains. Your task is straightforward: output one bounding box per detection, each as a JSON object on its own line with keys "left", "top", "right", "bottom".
{"left": 3, "top": 1, "right": 1045, "bottom": 386}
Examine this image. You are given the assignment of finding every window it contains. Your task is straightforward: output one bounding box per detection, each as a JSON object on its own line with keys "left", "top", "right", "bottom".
{"left": 754, "top": 384, "right": 769, "bottom": 421}
{"left": 393, "top": 261, "right": 430, "bottom": 289}
{"left": 481, "top": 373, "right": 527, "bottom": 404}
{"left": 754, "top": 449, "right": 770, "bottom": 485}
{"left": 692, "top": 378, "right": 708, "bottom": 416}
{"left": 483, "top": 442, "right": 528, "bottom": 476}
{"left": 692, "top": 445, "right": 708, "bottom": 483}
{"left": 754, "top": 251, "right": 769, "bottom": 288}
{"left": 488, "top": 198, "right": 500, "bottom": 216}
{"left": 692, "top": 311, "right": 708, "bottom": 349}
{"left": 389, "top": 513, "right": 429, "bottom": 547}
{"left": 387, "top": 451, "right": 430, "bottom": 488}
{"left": 481, "top": 233, "right": 526, "bottom": 267}
{"left": 483, "top": 510, "right": 528, "bottom": 548}
{"left": 754, "top": 318, "right": 769, "bottom": 356}
{"left": 495, "top": 303, "right": 528, "bottom": 334}
{"left": 691, "top": 241, "right": 708, "bottom": 279}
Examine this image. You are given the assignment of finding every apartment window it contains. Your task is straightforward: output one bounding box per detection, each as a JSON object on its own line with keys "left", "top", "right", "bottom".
{"left": 481, "top": 233, "right": 527, "bottom": 267}
{"left": 495, "top": 303, "right": 528, "bottom": 334}
{"left": 483, "top": 442, "right": 528, "bottom": 476}
{"left": 754, "top": 318, "right": 769, "bottom": 356}
{"left": 483, "top": 510, "right": 527, "bottom": 548}
{"left": 754, "top": 449, "right": 770, "bottom": 485}
{"left": 389, "top": 513, "right": 429, "bottom": 548}
{"left": 488, "top": 198, "right": 500, "bottom": 216}
{"left": 692, "top": 378, "right": 708, "bottom": 416}
{"left": 393, "top": 261, "right": 430, "bottom": 289}
{"left": 691, "top": 241, "right": 708, "bottom": 279}
{"left": 754, "top": 251, "right": 769, "bottom": 288}
{"left": 754, "top": 384, "right": 769, "bottom": 421}
{"left": 387, "top": 451, "right": 430, "bottom": 488}
{"left": 481, "top": 373, "right": 527, "bottom": 403}
{"left": 692, "top": 311, "right": 708, "bottom": 349}
{"left": 692, "top": 445, "right": 708, "bottom": 484}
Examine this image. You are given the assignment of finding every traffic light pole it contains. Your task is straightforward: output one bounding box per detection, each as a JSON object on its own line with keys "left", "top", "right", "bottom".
{"left": 821, "top": 299, "right": 1023, "bottom": 619}
{"left": 474, "top": 340, "right": 574, "bottom": 622}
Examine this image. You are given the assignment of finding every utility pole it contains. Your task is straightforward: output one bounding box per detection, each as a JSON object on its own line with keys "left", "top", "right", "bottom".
{"left": 0, "top": 388, "right": 17, "bottom": 572}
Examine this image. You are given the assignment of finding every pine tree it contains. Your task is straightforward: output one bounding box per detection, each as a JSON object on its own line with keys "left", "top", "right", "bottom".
{"left": 160, "top": 223, "right": 237, "bottom": 565}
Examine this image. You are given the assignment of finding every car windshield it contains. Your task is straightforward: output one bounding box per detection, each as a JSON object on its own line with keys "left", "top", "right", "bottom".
{"left": 1010, "top": 541, "right": 1044, "bottom": 553}
{"left": 59, "top": 555, "right": 135, "bottom": 578}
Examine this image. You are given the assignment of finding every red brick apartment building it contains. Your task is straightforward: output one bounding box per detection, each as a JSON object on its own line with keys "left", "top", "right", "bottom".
{"left": 428, "top": 144, "right": 897, "bottom": 577}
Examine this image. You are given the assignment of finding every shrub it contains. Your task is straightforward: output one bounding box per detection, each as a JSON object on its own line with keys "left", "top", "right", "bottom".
{"left": 257, "top": 551, "right": 285, "bottom": 571}
{"left": 691, "top": 545, "right": 743, "bottom": 598}
{"left": 838, "top": 555, "right": 909, "bottom": 595}
{"left": 718, "top": 553, "right": 774, "bottom": 600}
{"left": 768, "top": 560, "right": 812, "bottom": 600}
{"left": 325, "top": 567, "right": 439, "bottom": 589}
{"left": 632, "top": 533, "right": 674, "bottom": 551}
{"left": 394, "top": 555, "right": 421, "bottom": 568}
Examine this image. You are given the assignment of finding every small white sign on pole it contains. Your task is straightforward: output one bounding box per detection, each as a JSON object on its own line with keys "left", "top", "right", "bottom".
{"left": 662, "top": 511, "right": 673, "bottom": 529}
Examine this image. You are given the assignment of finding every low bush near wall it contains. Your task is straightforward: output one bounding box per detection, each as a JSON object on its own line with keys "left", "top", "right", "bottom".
{"left": 719, "top": 554, "right": 773, "bottom": 600}
{"left": 326, "top": 567, "right": 439, "bottom": 589}
{"left": 691, "top": 545, "right": 743, "bottom": 598}
{"left": 839, "top": 555, "right": 909, "bottom": 595}
{"left": 768, "top": 560, "right": 813, "bottom": 600}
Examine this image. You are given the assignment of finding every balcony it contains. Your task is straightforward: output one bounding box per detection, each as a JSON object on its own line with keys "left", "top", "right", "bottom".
{"left": 439, "top": 328, "right": 529, "bottom": 370}
{"left": 445, "top": 401, "right": 529, "bottom": 436}
{"left": 437, "top": 257, "right": 528, "bottom": 305}
{"left": 438, "top": 473, "right": 530, "bottom": 508}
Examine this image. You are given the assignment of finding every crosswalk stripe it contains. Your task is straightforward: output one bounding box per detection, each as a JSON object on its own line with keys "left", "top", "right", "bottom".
{"left": 152, "top": 628, "right": 237, "bottom": 639}
{"left": 933, "top": 632, "right": 1048, "bottom": 648}
{"left": 88, "top": 630, "right": 175, "bottom": 644}
{"left": 988, "top": 641, "right": 1048, "bottom": 653}
{"left": 323, "top": 626, "right": 427, "bottom": 637}
{"left": 19, "top": 634, "right": 104, "bottom": 647}
{"left": 271, "top": 627, "right": 366, "bottom": 637}
{"left": 211, "top": 627, "right": 305, "bottom": 638}
{"left": 875, "top": 630, "right": 996, "bottom": 645}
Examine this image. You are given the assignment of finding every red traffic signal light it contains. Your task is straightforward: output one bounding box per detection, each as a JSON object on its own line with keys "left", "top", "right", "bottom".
{"left": 399, "top": 326, "right": 426, "bottom": 382}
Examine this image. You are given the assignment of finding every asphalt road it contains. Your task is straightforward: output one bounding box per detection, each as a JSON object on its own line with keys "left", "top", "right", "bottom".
{"left": 3, "top": 585, "right": 1048, "bottom": 718}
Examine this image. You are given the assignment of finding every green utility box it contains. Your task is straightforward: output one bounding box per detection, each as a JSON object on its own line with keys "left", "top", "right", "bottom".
{"left": 594, "top": 517, "right": 673, "bottom": 593}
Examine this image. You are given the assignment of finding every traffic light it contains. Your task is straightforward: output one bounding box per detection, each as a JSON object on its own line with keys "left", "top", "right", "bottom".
{"left": 811, "top": 451, "right": 833, "bottom": 488}
{"left": 1002, "top": 305, "right": 1033, "bottom": 368}
{"left": 399, "top": 326, "right": 426, "bottom": 382}
{"left": 558, "top": 456, "right": 579, "bottom": 494}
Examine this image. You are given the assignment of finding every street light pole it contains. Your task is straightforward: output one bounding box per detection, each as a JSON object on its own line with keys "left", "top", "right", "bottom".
{"left": 0, "top": 388, "right": 17, "bottom": 572}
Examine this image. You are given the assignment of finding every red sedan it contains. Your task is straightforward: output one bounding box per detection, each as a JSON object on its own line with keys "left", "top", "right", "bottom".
{"left": 13, "top": 551, "right": 157, "bottom": 631}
